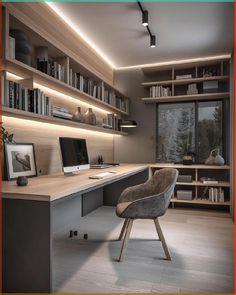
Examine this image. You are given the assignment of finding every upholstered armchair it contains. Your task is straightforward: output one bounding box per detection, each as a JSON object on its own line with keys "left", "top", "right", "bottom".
{"left": 116, "top": 168, "right": 179, "bottom": 262}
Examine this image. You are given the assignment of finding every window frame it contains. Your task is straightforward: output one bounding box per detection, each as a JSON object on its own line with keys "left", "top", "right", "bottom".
{"left": 156, "top": 99, "right": 227, "bottom": 164}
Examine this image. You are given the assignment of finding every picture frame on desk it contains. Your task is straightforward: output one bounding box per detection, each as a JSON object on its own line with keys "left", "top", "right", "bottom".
{"left": 4, "top": 143, "right": 37, "bottom": 180}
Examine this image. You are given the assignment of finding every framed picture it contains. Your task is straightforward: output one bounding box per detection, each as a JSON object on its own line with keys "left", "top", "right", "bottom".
{"left": 5, "top": 143, "right": 37, "bottom": 180}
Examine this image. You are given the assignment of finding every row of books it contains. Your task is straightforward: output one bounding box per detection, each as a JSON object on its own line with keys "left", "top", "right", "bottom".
{"left": 68, "top": 68, "right": 128, "bottom": 112}
{"left": 69, "top": 69, "right": 103, "bottom": 99}
{"left": 3, "top": 80, "right": 52, "bottom": 116}
{"left": 208, "top": 187, "right": 225, "bottom": 203}
{"left": 102, "top": 113, "right": 120, "bottom": 130}
{"left": 37, "top": 59, "right": 65, "bottom": 82}
{"left": 150, "top": 86, "right": 171, "bottom": 97}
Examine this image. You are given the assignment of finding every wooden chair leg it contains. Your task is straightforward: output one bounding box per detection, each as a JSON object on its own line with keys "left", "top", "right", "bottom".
{"left": 118, "top": 219, "right": 133, "bottom": 262}
{"left": 154, "top": 218, "right": 171, "bottom": 260}
{"left": 118, "top": 219, "right": 128, "bottom": 241}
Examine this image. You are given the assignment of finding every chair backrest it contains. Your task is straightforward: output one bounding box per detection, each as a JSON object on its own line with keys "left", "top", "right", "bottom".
{"left": 144, "top": 168, "right": 178, "bottom": 195}
{"left": 144, "top": 168, "right": 179, "bottom": 215}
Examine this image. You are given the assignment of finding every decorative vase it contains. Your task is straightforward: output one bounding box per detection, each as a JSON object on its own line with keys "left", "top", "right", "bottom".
{"left": 73, "top": 107, "right": 85, "bottom": 123}
{"left": 84, "top": 108, "right": 96, "bottom": 125}
{"left": 205, "top": 148, "right": 225, "bottom": 166}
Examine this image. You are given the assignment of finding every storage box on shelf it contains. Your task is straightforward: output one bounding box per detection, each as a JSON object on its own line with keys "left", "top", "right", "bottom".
{"left": 149, "top": 163, "right": 230, "bottom": 208}
{"left": 2, "top": 8, "right": 129, "bottom": 136}
{"left": 141, "top": 58, "right": 230, "bottom": 103}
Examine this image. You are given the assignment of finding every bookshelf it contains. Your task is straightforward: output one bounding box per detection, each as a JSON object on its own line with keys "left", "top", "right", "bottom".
{"left": 149, "top": 164, "right": 230, "bottom": 208}
{"left": 141, "top": 58, "right": 230, "bottom": 103}
{"left": 2, "top": 7, "right": 129, "bottom": 136}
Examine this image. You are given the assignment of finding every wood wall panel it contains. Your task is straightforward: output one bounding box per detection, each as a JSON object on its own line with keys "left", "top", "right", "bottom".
{"left": 3, "top": 117, "right": 114, "bottom": 175}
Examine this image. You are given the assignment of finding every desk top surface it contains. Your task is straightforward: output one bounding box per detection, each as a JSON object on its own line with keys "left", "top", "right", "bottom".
{"left": 2, "top": 164, "right": 149, "bottom": 202}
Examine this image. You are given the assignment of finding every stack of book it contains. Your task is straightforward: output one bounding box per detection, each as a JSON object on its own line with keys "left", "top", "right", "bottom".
{"left": 52, "top": 106, "right": 72, "bottom": 120}
{"left": 200, "top": 177, "right": 218, "bottom": 184}
{"left": 37, "top": 59, "right": 65, "bottom": 82}
{"left": 102, "top": 113, "right": 119, "bottom": 130}
{"left": 175, "top": 74, "right": 192, "bottom": 80}
{"left": 150, "top": 86, "right": 171, "bottom": 97}
{"left": 208, "top": 187, "right": 225, "bottom": 203}
{"left": 187, "top": 83, "right": 198, "bottom": 95}
{"left": 3, "top": 80, "right": 52, "bottom": 116}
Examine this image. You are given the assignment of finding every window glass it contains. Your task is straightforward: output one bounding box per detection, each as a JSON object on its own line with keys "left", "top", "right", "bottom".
{"left": 157, "top": 103, "right": 195, "bottom": 162}
{"left": 197, "top": 101, "right": 223, "bottom": 163}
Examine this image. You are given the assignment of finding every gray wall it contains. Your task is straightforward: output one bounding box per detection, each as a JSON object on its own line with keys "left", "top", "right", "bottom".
{"left": 114, "top": 68, "right": 156, "bottom": 163}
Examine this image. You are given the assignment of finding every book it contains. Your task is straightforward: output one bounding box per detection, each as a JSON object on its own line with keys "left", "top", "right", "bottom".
{"left": 9, "top": 36, "right": 15, "bottom": 59}
{"left": 200, "top": 177, "right": 218, "bottom": 184}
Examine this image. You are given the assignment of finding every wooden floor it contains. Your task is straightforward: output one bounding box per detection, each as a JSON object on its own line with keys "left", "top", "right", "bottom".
{"left": 53, "top": 207, "right": 234, "bottom": 293}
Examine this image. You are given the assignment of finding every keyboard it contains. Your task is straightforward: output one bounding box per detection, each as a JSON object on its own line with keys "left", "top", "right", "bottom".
{"left": 89, "top": 171, "right": 116, "bottom": 179}
{"left": 90, "top": 164, "right": 112, "bottom": 169}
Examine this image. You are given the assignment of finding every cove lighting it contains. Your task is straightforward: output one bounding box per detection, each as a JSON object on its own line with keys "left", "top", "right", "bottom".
{"left": 46, "top": 2, "right": 115, "bottom": 69}
{"left": 6, "top": 72, "right": 23, "bottom": 80}
{"left": 3, "top": 116, "right": 116, "bottom": 138}
{"left": 116, "top": 54, "right": 231, "bottom": 70}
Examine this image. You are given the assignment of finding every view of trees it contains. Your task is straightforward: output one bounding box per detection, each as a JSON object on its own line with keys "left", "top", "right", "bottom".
{"left": 157, "top": 101, "right": 223, "bottom": 163}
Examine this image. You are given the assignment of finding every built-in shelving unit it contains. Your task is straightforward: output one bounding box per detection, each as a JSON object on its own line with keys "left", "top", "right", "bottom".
{"left": 2, "top": 7, "right": 130, "bottom": 136}
{"left": 150, "top": 164, "right": 230, "bottom": 208}
{"left": 4, "top": 57, "right": 129, "bottom": 116}
{"left": 141, "top": 58, "right": 230, "bottom": 103}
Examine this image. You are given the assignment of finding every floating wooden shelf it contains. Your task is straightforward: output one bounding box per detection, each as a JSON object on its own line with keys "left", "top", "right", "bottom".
{"left": 141, "top": 92, "right": 230, "bottom": 103}
{"left": 176, "top": 181, "right": 230, "bottom": 187}
{"left": 171, "top": 198, "right": 230, "bottom": 206}
{"left": 3, "top": 58, "right": 129, "bottom": 116}
{"left": 142, "top": 75, "right": 229, "bottom": 87}
{"left": 2, "top": 107, "right": 127, "bottom": 136}
{"left": 149, "top": 163, "right": 230, "bottom": 170}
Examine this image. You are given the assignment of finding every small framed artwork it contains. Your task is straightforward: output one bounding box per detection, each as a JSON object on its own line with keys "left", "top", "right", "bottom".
{"left": 4, "top": 143, "right": 37, "bottom": 180}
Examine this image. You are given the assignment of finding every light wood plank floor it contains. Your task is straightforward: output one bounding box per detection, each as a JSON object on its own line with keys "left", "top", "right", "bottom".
{"left": 53, "top": 207, "right": 234, "bottom": 293}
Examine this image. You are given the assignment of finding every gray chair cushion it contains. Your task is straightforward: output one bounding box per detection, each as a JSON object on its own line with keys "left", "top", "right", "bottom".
{"left": 116, "top": 168, "right": 178, "bottom": 219}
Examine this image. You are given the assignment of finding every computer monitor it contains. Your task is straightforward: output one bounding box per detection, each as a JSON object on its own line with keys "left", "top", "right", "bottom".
{"left": 59, "top": 137, "right": 90, "bottom": 175}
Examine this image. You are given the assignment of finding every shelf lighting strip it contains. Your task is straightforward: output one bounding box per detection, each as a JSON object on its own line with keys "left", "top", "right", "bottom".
{"left": 2, "top": 115, "right": 118, "bottom": 138}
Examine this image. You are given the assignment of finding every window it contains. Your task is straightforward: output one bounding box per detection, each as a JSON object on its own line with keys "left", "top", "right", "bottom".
{"left": 156, "top": 101, "right": 224, "bottom": 163}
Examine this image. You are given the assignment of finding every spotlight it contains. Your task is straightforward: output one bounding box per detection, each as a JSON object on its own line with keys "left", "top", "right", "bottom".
{"left": 142, "top": 10, "right": 148, "bottom": 26}
{"left": 150, "top": 35, "right": 156, "bottom": 48}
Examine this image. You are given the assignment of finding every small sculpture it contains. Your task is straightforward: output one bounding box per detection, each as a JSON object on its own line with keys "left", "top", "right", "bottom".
{"left": 205, "top": 148, "right": 225, "bottom": 166}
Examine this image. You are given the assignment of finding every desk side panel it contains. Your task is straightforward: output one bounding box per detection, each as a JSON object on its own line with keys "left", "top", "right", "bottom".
{"left": 3, "top": 198, "right": 52, "bottom": 292}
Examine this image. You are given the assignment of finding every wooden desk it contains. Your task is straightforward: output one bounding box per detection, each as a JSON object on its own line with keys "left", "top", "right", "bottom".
{"left": 2, "top": 164, "right": 149, "bottom": 293}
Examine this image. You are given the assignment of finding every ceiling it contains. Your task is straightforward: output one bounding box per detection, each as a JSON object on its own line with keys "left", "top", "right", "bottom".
{"left": 51, "top": 2, "right": 234, "bottom": 68}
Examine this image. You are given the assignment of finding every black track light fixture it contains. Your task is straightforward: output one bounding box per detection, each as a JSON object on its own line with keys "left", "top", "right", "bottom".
{"left": 142, "top": 10, "right": 148, "bottom": 27}
{"left": 150, "top": 35, "right": 156, "bottom": 48}
{"left": 137, "top": 1, "right": 156, "bottom": 48}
